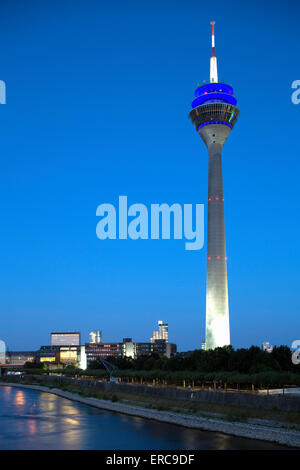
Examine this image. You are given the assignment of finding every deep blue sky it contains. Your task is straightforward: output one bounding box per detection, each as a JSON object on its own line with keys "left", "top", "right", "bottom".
{"left": 0, "top": 0, "right": 299, "bottom": 351}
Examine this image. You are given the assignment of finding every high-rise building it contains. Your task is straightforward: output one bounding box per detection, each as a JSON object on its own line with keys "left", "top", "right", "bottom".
{"left": 50, "top": 332, "right": 81, "bottom": 346}
{"left": 89, "top": 330, "right": 102, "bottom": 344}
{"left": 150, "top": 320, "right": 168, "bottom": 343}
{"left": 189, "top": 22, "right": 240, "bottom": 350}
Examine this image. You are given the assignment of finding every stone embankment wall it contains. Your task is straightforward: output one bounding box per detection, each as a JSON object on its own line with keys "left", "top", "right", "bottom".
{"left": 7, "top": 374, "right": 300, "bottom": 412}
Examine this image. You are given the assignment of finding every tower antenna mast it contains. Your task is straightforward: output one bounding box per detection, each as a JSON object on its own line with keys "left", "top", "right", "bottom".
{"left": 210, "top": 21, "right": 218, "bottom": 83}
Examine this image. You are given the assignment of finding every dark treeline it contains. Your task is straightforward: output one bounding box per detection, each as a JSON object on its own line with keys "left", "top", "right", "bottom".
{"left": 88, "top": 345, "right": 298, "bottom": 374}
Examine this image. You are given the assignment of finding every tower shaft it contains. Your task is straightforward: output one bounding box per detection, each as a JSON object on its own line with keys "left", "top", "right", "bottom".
{"left": 206, "top": 145, "right": 229, "bottom": 349}
{"left": 199, "top": 125, "right": 230, "bottom": 349}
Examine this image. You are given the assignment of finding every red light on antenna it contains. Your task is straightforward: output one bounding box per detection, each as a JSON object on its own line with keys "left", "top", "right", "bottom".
{"left": 217, "top": 256, "right": 221, "bottom": 260}
{"left": 208, "top": 256, "right": 211, "bottom": 260}
{"left": 215, "top": 197, "right": 219, "bottom": 200}
{"left": 208, "top": 197, "right": 212, "bottom": 201}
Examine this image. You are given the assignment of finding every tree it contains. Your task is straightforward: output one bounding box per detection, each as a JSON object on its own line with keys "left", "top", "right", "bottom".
{"left": 271, "top": 346, "right": 293, "bottom": 372}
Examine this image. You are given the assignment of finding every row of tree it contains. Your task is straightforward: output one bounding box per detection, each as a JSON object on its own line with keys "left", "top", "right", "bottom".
{"left": 88, "top": 345, "right": 298, "bottom": 374}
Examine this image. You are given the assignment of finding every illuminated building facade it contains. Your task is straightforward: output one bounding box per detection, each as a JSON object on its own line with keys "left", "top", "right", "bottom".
{"left": 38, "top": 345, "right": 82, "bottom": 366}
{"left": 50, "top": 332, "right": 81, "bottom": 346}
{"left": 89, "top": 330, "right": 102, "bottom": 343}
{"left": 85, "top": 338, "right": 177, "bottom": 364}
{"left": 39, "top": 356, "right": 56, "bottom": 363}
{"left": 189, "top": 22, "right": 239, "bottom": 350}
{"left": 7, "top": 351, "right": 37, "bottom": 365}
{"left": 85, "top": 342, "right": 121, "bottom": 362}
{"left": 150, "top": 321, "right": 168, "bottom": 343}
{"left": 122, "top": 338, "right": 176, "bottom": 360}
{"left": 59, "top": 347, "right": 78, "bottom": 363}
{"left": 38, "top": 346, "right": 60, "bottom": 363}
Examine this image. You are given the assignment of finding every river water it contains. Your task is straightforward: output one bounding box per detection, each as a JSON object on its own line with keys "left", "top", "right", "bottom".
{"left": 0, "top": 386, "right": 287, "bottom": 450}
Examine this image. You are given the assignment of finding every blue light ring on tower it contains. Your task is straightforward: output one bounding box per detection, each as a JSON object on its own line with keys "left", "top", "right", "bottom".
{"left": 196, "top": 121, "right": 232, "bottom": 131}
{"left": 189, "top": 103, "right": 240, "bottom": 131}
{"left": 192, "top": 93, "right": 237, "bottom": 108}
{"left": 192, "top": 83, "right": 237, "bottom": 108}
{"left": 194, "top": 83, "right": 234, "bottom": 97}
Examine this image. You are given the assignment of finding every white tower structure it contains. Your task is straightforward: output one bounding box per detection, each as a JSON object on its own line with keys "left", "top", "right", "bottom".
{"left": 189, "top": 22, "right": 240, "bottom": 349}
{"left": 89, "top": 330, "right": 102, "bottom": 344}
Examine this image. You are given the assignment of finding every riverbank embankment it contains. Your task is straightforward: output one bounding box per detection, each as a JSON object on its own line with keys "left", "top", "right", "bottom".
{"left": 1, "top": 381, "right": 300, "bottom": 448}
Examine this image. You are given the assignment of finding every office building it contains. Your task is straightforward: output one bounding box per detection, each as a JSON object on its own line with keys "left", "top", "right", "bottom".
{"left": 6, "top": 351, "right": 37, "bottom": 365}
{"left": 85, "top": 342, "right": 121, "bottom": 362}
{"left": 122, "top": 339, "right": 176, "bottom": 360}
{"left": 50, "top": 332, "right": 81, "bottom": 346}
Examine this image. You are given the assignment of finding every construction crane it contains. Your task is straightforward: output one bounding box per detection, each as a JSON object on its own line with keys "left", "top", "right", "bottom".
{"left": 99, "top": 357, "right": 119, "bottom": 382}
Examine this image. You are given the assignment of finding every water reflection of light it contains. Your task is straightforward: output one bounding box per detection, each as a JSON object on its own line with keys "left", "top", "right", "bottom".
{"left": 181, "top": 428, "right": 236, "bottom": 450}
{"left": 131, "top": 417, "right": 145, "bottom": 430}
{"left": 27, "top": 419, "right": 37, "bottom": 436}
{"left": 60, "top": 414, "right": 83, "bottom": 448}
{"left": 213, "top": 433, "right": 233, "bottom": 450}
{"left": 3, "top": 386, "right": 12, "bottom": 396}
{"left": 38, "top": 394, "right": 58, "bottom": 413}
{"left": 61, "top": 402, "right": 81, "bottom": 416}
{"left": 63, "top": 417, "right": 79, "bottom": 425}
{"left": 14, "top": 390, "right": 25, "bottom": 407}
{"left": 61, "top": 429, "right": 83, "bottom": 448}
{"left": 35, "top": 392, "right": 84, "bottom": 448}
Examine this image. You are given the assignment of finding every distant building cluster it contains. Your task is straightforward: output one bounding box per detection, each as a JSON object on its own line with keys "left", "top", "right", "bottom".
{"left": 150, "top": 320, "right": 168, "bottom": 343}
{"left": 4, "top": 321, "right": 176, "bottom": 369}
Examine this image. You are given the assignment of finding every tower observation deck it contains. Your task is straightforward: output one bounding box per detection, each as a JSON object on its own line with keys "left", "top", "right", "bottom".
{"left": 189, "top": 22, "right": 240, "bottom": 350}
